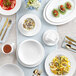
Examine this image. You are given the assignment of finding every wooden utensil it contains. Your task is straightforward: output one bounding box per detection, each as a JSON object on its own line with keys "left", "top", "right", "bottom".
{"left": 65, "top": 40, "right": 76, "bottom": 46}
{"left": 0, "top": 17, "right": 2, "bottom": 22}
{"left": 1, "top": 20, "right": 12, "bottom": 41}
{"left": 0, "top": 18, "right": 8, "bottom": 36}
{"left": 65, "top": 36, "right": 76, "bottom": 43}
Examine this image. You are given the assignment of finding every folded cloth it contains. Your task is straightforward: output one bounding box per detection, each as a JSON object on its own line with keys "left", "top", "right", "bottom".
{"left": 0, "top": 17, "right": 13, "bottom": 43}
{"left": 62, "top": 36, "right": 76, "bottom": 52}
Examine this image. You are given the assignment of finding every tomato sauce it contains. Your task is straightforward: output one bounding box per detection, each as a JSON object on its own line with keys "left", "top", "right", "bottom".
{"left": 0, "top": 0, "right": 16, "bottom": 10}
{"left": 3, "top": 44, "right": 12, "bottom": 53}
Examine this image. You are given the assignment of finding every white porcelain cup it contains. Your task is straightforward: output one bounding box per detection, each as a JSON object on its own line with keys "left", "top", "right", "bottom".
{"left": 1, "top": 43, "right": 15, "bottom": 54}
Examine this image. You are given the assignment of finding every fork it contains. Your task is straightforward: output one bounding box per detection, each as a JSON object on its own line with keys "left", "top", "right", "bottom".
{"left": 1, "top": 20, "right": 12, "bottom": 41}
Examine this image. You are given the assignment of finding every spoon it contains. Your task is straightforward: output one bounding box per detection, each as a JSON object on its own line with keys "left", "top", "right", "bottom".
{"left": 66, "top": 44, "right": 76, "bottom": 51}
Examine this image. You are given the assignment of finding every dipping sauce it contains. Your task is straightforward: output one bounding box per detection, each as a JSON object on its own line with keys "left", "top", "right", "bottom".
{"left": 1, "top": 0, "right": 16, "bottom": 10}
{"left": 3, "top": 44, "right": 12, "bottom": 53}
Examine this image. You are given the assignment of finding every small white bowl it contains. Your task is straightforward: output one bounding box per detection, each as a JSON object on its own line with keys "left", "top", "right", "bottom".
{"left": 1, "top": 43, "right": 15, "bottom": 54}
{"left": 43, "top": 30, "right": 59, "bottom": 46}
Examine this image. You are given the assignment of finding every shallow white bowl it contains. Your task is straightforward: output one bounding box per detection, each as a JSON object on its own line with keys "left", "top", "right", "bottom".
{"left": 0, "top": 64, "right": 24, "bottom": 76}
{"left": 18, "top": 14, "right": 41, "bottom": 36}
{"left": 0, "top": 0, "right": 21, "bottom": 15}
{"left": 17, "top": 39, "right": 44, "bottom": 67}
{"left": 45, "top": 48, "right": 76, "bottom": 76}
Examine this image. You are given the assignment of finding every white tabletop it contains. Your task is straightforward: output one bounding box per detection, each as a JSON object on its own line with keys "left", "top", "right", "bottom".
{"left": 0, "top": 9, "right": 76, "bottom": 76}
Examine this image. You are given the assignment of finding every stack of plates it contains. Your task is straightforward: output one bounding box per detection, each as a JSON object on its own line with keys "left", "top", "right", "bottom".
{"left": 17, "top": 39, "right": 44, "bottom": 67}
{"left": 43, "top": 0, "right": 76, "bottom": 25}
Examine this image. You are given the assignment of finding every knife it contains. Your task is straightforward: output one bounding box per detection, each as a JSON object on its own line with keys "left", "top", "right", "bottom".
{"left": 65, "top": 36, "right": 76, "bottom": 43}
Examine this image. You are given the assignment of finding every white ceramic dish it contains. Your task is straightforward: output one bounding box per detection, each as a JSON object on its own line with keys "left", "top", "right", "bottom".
{"left": 43, "top": 30, "right": 59, "bottom": 46}
{"left": 45, "top": 49, "right": 76, "bottom": 76}
{"left": 0, "top": 64, "right": 24, "bottom": 76}
{"left": 17, "top": 39, "right": 44, "bottom": 67}
{"left": 43, "top": 0, "right": 76, "bottom": 25}
{"left": 1, "top": 43, "right": 14, "bottom": 54}
{"left": 18, "top": 14, "right": 41, "bottom": 36}
{"left": 0, "top": 0, "right": 21, "bottom": 15}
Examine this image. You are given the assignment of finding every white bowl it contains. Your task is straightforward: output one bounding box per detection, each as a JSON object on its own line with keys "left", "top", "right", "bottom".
{"left": 18, "top": 14, "right": 41, "bottom": 36}
{"left": 0, "top": 0, "right": 21, "bottom": 15}
{"left": 45, "top": 48, "right": 76, "bottom": 76}
{"left": 17, "top": 39, "right": 44, "bottom": 67}
{"left": 43, "top": 30, "right": 59, "bottom": 46}
{"left": 1, "top": 43, "right": 15, "bottom": 54}
{"left": 0, "top": 64, "right": 24, "bottom": 76}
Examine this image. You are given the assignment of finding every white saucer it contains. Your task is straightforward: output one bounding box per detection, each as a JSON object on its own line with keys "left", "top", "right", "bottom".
{"left": 0, "top": 0, "right": 21, "bottom": 15}
{"left": 43, "top": 0, "right": 76, "bottom": 25}
{"left": 45, "top": 49, "right": 76, "bottom": 76}
{"left": 0, "top": 64, "right": 24, "bottom": 76}
{"left": 18, "top": 14, "right": 41, "bottom": 36}
{"left": 17, "top": 39, "right": 44, "bottom": 67}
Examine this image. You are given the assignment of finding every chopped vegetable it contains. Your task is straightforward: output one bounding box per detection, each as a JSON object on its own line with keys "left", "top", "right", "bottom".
{"left": 59, "top": 5, "right": 66, "bottom": 14}
{"left": 65, "top": 2, "right": 72, "bottom": 10}
{"left": 52, "top": 9, "right": 59, "bottom": 17}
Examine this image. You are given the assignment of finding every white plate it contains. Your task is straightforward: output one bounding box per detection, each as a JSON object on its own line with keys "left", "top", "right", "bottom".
{"left": 0, "top": 0, "right": 21, "bottom": 15}
{"left": 45, "top": 49, "right": 76, "bottom": 76}
{"left": 17, "top": 39, "right": 44, "bottom": 67}
{"left": 43, "top": 0, "right": 76, "bottom": 25}
{"left": 0, "top": 64, "right": 24, "bottom": 76}
{"left": 18, "top": 14, "right": 41, "bottom": 36}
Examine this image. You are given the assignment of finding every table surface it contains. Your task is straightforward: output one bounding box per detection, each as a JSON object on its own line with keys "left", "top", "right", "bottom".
{"left": 0, "top": 7, "right": 76, "bottom": 76}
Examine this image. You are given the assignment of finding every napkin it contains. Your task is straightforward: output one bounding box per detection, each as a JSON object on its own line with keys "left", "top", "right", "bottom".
{"left": 0, "top": 17, "right": 13, "bottom": 43}
{"left": 62, "top": 36, "right": 76, "bottom": 52}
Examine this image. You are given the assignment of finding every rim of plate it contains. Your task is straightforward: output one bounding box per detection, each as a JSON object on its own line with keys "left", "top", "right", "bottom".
{"left": 17, "top": 39, "right": 45, "bottom": 67}
{"left": 45, "top": 49, "right": 76, "bottom": 76}
{"left": 43, "top": 0, "right": 76, "bottom": 25}
{"left": 0, "top": 0, "right": 21, "bottom": 15}
{"left": 43, "top": 30, "right": 59, "bottom": 46}
{"left": 0, "top": 64, "right": 24, "bottom": 76}
{"left": 18, "top": 14, "right": 41, "bottom": 36}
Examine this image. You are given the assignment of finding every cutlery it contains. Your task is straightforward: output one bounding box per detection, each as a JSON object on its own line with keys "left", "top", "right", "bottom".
{"left": 65, "top": 40, "right": 76, "bottom": 46}
{"left": 66, "top": 44, "right": 76, "bottom": 51}
{"left": 65, "top": 36, "right": 76, "bottom": 43}
{"left": 0, "top": 17, "right": 2, "bottom": 22}
{"left": 1, "top": 20, "right": 12, "bottom": 41}
{"left": 0, "top": 18, "right": 8, "bottom": 36}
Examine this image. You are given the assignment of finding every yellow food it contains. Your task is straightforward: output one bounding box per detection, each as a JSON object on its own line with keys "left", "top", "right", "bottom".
{"left": 49, "top": 56, "right": 71, "bottom": 75}
{"left": 23, "top": 18, "right": 35, "bottom": 30}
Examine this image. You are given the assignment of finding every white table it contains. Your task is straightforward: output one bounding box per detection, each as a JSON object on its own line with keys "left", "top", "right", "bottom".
{"left": 0, "top": 14, "right": 76, "bottom": 76}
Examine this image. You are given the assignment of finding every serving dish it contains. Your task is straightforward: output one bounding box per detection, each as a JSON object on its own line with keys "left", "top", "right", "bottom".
{"left": 45, "top": 48, "right": 76, "bottom": 76}
{"left": 0, "top": 0, "right": 21, "bottom": 15}
{"left": 0, "top": 64, "right": 24, "bottom": 76}
{"left": 18, "top": 14, "right": 41, "bottom": 36}
{"left": 17, "top": 39, "right": 44, "bottom": 67}
{"left": 43, "top": 0, "right": 76, "bottom": 25}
